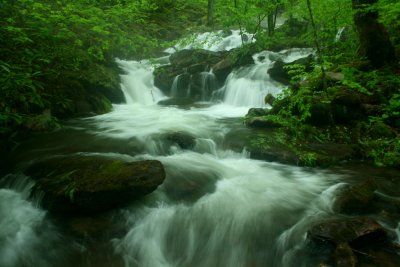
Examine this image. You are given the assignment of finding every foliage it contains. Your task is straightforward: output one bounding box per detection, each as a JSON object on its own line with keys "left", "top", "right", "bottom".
{"left": 0, "top": 0, "right": 205, "bottom": 143}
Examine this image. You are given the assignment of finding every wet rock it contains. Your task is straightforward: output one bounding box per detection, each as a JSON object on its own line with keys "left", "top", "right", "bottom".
{"left": 334, "top": 179, "right": 377, "bottom": 214}
{"left": 153, "top": 65, "right": 182, "bottom": 94}
{"left": 264, "top": 93, "right": 276, "bottom": 106}
{"left": 335, "top": 242, "right": 357, "bottom": 267}
{"left": 161, "top": 131, "right": 196, "bottom": 149}
{"left": 26, "top": 156, "right": 165, "bottom": 214}
{"left": 162, "top": 169, "right": 218, "bottom": 202}
{"left": 267, "top": 61, "right": 291, "bottom": 85}
{"left": 309, "top": 217, "right": 386, "bottom": 244}
{"left": 245, "top": 116, "right": 283, "bottom": 128}
{"left": 250, "top": 149, "right": 299, "bottom": 165}
{"left": 307, "top": 216, "right": 400, "bottom": 267}
{"left": 212, "top": 58, "right": 234, "bottom": 85}
{"left": 169, "top": 49, "right": 222, "bottom": 68}
{"left": 268, "top": 54, "right": 314, "bottom": 85}
{"left": 157, "top": 97, "right": 195, "bottom": 107}
{"left": 246, "top": 108, "right": 270, "bottom": 117}
{"left": 154, "top": 47, "right": 255, "bottom": 96}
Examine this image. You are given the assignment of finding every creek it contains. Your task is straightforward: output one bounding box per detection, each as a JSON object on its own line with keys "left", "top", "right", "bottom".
{"left": 1, "top": 30, "right": 399, "bottom": 267}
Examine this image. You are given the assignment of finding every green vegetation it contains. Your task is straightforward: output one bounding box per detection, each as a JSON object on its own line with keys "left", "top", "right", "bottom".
{"left": 1, "top": 0, "right": 399, "bottom": 167}
{"left": 0, "top": 0, "right": 205, "bottom": 145}
{"left": 243, "top": 0, "right": 399, "bottom": 167}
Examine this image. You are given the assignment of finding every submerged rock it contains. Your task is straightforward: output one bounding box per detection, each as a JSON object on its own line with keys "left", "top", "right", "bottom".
{"left": 161, "top": 131, "right": 196, "bottom": 149}
{"left": 334, "top": 179, "right": 377, "bottom": 214}
{"left": 26, "top": 156, "right": 165, "bottom": 214}
{"left": 157, "top": 97, "right": 195, "bottom": 107}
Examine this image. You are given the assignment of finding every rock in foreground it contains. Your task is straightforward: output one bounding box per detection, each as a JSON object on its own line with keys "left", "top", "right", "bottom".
{"left": 307, "top": 216, "right": 400, "bottom": 267}
{"left": 26, "top": 156, "right": 165, "bottom": 214}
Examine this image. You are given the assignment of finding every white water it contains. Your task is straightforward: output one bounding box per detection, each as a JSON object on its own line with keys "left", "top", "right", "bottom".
{"left": 219, "top": 48, "right": 314, "bottom": 108}
{"left": 0, "top": 175, "right": 75, "bottom": 267}
{"left": 1, "top": 31, "right": 347, "bottom": 267}
{"left": 81, "top": 34, "right": 338, "bottom": 267}
{"left": 117, "top": 59, "right": 165, "bottom": 105}
{"left": 113, "top": 152, "right": 340, "bottom": 267}
{"left": 165, "top": 30, "right": 254, "bottom": 53}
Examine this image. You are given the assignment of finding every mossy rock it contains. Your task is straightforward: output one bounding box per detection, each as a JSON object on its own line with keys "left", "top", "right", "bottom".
{"left": 244, "top": 116, "right": 283, "bottom": 128}
{"left": 26, "top": 156, "right": 165, "bottom": 214}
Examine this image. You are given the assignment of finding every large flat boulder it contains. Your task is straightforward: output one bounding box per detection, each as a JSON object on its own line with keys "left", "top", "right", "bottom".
{"left": 26, "top": 156, "right": 165, "bottom": 214}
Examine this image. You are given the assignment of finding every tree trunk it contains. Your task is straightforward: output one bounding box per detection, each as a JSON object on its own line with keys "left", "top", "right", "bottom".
{"left": 207, "top": 0, "right": 215, "bottom": 27}
{"left": 267, "top": 13, "right": 274, "bottom": 36}
{"left": 352, "top": 0, "right": 396, "bottom": 68}
{"left": 306, "top": 0, "right": 327, "bottom": 89}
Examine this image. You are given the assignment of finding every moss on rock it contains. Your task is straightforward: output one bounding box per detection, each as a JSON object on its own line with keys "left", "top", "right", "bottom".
{"left": 26, "top": 156, "right": 166, "bottom": 214}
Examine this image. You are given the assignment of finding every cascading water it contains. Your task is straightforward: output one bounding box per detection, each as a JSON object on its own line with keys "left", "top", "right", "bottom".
{"left": 117, "top": 59, "right": 165, "bottom": 105}
{"left": 165, "top": 30, "right": 254, "bottom": 53}
{"left": 221, "top": 48, "right": 314, "bottom": 108}
{"left": 2, "top": 30, "right": 397, "bottom": 267}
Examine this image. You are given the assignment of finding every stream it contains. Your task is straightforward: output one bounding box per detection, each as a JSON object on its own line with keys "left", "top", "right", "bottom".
{"left": 1, "top": 30, "right": 400, "bottom": 267}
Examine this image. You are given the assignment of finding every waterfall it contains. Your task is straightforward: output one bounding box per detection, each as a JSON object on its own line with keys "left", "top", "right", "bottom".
{"left": 116, "top": 59, "right": 165, "bottom": 105}
{"left": 1, "top": 30, "right": 368, "bottom": 267}
{"left": 170, "top": 70, "right": 218, "bottom": 101}
{"left": 166, "top": 30, "right": 255, "bottom": 53}
{"left": 220, "top": 49, "right": 314, "bottom": 108}
{"left": 221, "top": 51, "right": 281, "bottom": 107}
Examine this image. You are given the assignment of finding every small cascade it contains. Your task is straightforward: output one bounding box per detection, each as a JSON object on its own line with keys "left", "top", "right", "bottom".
{"left": 116, "top": 59, "right": 165, "bottom": 105}
{"left": 170, "top": 69, "right": 218, "bottom": 101}
{"left": 170, "top": 74, "right": 185, "bottom": 97}
{"left": 220, "top": 48, "right": 314, "bottom": 108}
{"left": 167, "top": 30, "right": 255, "bottom": 53}
{"left": 335, "top": 27, "right": 346, "bottom": 42}
{"left": 197, "top": 70, "right": 218, "bottom": 101}
{"left": 221, "top": 51, "right": 282, "bottom": 108}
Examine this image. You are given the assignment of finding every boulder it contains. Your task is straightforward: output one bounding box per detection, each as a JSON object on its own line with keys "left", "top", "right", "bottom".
{"left": 153, "top": 47, "right": 255, "bottom": 97}
{"left": 245, "top": 116, "right": 283, "bottom": 128}
{"left": 334, "top": 179, "right": 377, "bottom": 214}
{"left": 169, "top": 49, "right": 223, "bottom": 68}
{"left": 308, "top": 217, "right": 386, "bottom": 244}
{"left": 308, "top": 216, "right": 400, "bottom": 267}
{"left": 268, "top": 54, "right": 314, "bottom": 85}
{"left": 26, "top": 156, "right": 165, "bottom": 214}
{"left": 212, "top": 58, "right": 234, "bottom": 85}
{"left": 246, "top": 108, "right": 270, "bottom": 117}
{"left": 264, "top": 93, "right": 276, "bottom": 106}
{"left": 153, "top": 65, "right": 182, "bottom": 94}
